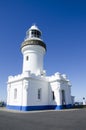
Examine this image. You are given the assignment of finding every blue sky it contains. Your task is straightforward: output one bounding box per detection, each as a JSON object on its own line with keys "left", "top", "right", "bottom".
{"left": 0, "top": 0, "right": 86, "bottom": 102}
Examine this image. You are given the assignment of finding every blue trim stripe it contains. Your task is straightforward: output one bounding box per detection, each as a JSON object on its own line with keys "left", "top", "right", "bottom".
{"left": 7, "top": 104, "right": 72, "bottom": 111}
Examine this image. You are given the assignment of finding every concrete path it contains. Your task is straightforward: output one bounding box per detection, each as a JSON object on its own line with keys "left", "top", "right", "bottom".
{"left": 0, "top": 108, "right": 86, "bottom": 130}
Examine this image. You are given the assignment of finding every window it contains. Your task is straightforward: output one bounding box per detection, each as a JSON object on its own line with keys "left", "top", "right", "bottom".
{"left": 38, "top": 88, "right": 41, "bottom": 100}
{"left": 26, "top": 56, "right": 29, "bottom": 61}
{"left": 31, "top": 30, "right": 41, "bottom": 38}
{"left": 62, "top": 90, "right": 65, "bottom": 105}
{"left": 52, "top": 91, "right": 55, "bottom": 100}
{"left": 14, "top": 89, "right": 17, "bottom": 99}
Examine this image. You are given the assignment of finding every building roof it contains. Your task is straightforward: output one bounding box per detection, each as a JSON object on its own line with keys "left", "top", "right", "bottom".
{"left": 29, "top": 24, "right": 41, "bottom": 32}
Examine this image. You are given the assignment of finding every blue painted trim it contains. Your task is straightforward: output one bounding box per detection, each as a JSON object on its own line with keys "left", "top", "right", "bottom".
{"left": 7, "top": 104, "right": 72, "bottom": 111}
{"left": 7, "top": 105, "right": 22, "bottom": 111}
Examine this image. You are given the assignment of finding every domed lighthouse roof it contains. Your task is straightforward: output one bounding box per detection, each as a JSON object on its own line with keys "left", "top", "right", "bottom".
{"left": 29, "top": 24, "right": 41, "bottom": 32}
{"left": 21, "top": 24, "right": 46, "bottom": 50}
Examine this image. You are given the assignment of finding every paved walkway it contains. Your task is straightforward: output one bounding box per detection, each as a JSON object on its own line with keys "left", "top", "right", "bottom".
{"left": 0, "top": 107, "right": 86, "bottom": 130}
{"left": 0, "top": 107, "right": 80, "bottom": 113}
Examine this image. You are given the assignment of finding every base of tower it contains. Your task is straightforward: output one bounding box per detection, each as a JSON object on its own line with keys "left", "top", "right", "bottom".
{"left": 6, "top": 104, "right": 72, "bottom": 111}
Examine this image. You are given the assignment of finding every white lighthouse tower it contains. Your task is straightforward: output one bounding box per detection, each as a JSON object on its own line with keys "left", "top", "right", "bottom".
{"left": 7, "top": 24, "right": 74, "bottom": 111}
{"left": 21, "top": 25, "right": 46, "bottom": 75}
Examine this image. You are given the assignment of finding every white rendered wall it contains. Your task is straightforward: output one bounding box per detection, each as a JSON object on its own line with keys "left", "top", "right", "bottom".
{"left": 49, "top": 81, "right": 61, "bottom": 106}
{"left": 61, "top": 81, "right": 72, "bottom": 104}
{"left": 27, "top": 78, "right": 48, "bottom": 106}
{"left": 7, "top": 74, "right": 49, "bottom": 107}
{"left": 21, "top": 45, "right": 46, "bottom": 75}
{"left": 7, "top": 72, "right": 29, "bottom": 107}
{"left": 7, "top": 81, "right": 23, "bottom": 106}
{"left": 49, "top": 80, "right": 72, "bottom": 106}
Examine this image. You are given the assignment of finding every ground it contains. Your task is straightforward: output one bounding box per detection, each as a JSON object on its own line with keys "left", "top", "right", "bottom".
{"left": 0, "top": 108, "right": 86, "bottom": 130}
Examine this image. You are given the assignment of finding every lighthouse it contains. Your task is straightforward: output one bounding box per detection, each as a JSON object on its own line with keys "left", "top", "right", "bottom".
{"left": 21, "top": 25, "right": 46, "bottom": 75}
{"left": 7, "top": 25, "right": 74, "bottom": 111}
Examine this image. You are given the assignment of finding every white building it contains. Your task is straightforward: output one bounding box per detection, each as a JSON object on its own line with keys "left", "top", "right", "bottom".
{"left": 7, "top": 25, "right": 74, "bottom": 111}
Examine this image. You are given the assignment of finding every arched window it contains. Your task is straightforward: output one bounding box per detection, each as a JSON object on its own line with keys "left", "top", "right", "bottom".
{"left": 26, "top": 56, "right": 29, "bottom": 61}
{"left": 62, "top": 90, "right": 65, "bottom": 105}
{"left": 14, "top": 88, "right": 17, "bottom": 99}
{"left": 52, "top": 91, "right": 55, "bottom": 100}
{"left": 38, "top": 88, "right": 41, "bottom": 100}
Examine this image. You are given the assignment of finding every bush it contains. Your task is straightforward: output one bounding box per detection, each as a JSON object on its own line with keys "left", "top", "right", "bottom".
{"left": 0, "top": 101, "right": 5, "bottom": 107}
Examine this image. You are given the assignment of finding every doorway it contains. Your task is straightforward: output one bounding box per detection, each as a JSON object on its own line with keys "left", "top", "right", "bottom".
{"left": 61, "top": 90, "right": 66, "bottom": 108}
